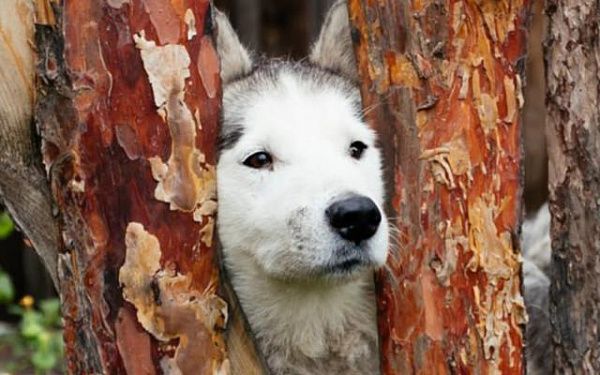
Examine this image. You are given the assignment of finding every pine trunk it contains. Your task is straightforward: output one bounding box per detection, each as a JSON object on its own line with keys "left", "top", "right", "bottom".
{"left": 545, "top": 0, "right": 600, "bottom": 373}
{"left": 33, "top": 0, "right": 263, "bottom": 373}
{"left": 348, "top": 1, "right": 529, "bottom": 373}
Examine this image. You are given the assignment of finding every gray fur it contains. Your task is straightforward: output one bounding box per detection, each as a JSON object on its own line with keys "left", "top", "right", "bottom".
{"left": 217, "top": 124, "right": 243, "bottom": 152}
{"left": 523, "top": 259, "right": 552, "bottom": 375}
{"left": 522, "top": 204, "right": 552, "bottom": 375}
{"left": 214, "top": 9, "right": 254, "bottom": 83}
{"left": 235, "top": 266, "right": 379, "bottom": 374}
{"left": 309, "top": 0, "right": 358, "bottom": 80}
{"left": 522, "top": 204, "right": 552, "bottom": 275}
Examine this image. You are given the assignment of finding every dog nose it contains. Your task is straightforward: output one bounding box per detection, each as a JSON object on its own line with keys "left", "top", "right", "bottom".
{"left": 326, "top": 195, "right": 382, "bottom": 243}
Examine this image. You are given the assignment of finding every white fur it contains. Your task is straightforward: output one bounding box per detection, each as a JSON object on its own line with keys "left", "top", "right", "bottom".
{"left": 217, "top": 68, "right": 387, "bottom": 373}
{"left": 218, "top": 70, "right": 388, "bottom": 274}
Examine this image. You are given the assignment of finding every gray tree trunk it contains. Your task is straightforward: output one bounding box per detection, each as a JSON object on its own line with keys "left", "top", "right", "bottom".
{"left": 545, "top": 0, "right": 600, "bottom": 373}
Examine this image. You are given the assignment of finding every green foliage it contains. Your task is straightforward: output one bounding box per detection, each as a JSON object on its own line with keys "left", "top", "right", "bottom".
{"left": 0, "top": 268, "right": 15, "bottom": 304}
{"left": 0, "top": 212, "right": 63, "bottom": 373}
{"left": 0, "top": 213, "right": 16, "bottom": 304}
{"left": 0, "top": 270, "right": 63, "bottom": 374}
{"left": 0, "top": 211, "right": 14, "bottom": 240}
{"left": 20, "top": 305, "right": 63, "bottom": 372}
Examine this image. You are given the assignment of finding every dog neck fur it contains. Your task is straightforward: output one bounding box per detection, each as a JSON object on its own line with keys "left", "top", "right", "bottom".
{"left": 227, "top": 253, "right": 378, "bottom": 373}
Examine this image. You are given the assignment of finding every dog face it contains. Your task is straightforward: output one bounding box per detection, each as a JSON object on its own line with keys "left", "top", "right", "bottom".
{"left": 214, "top": 3, "right": 389, "bottom": 282}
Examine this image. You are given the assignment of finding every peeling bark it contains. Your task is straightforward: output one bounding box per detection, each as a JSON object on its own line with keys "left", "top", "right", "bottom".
{"left": 348, "top": 1, "right": 529, "bottom": 373}
{"left": 32, "top": 0, "right": 263, "bottom": 373}
{"left": 545, "top": 0, "right": 600, "bottom": 373}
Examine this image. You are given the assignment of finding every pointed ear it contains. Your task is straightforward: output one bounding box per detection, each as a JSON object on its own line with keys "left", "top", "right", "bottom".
{"left": 309, "top": 0, "right": 357, "bottom": 80}
{"left": 214, "top": 9, "right": 254, "bottom": 84}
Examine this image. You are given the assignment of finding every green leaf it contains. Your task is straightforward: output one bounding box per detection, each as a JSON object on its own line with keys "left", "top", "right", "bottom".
{"left": 20, "top": 311, "right": 44, "bottom": 339}
{"left": 50, "top": 330, "right": 64, "bottom": 354}
{"left": 0, "top": 212, "right": 14, "bottom": 240}
{"left": 39, "top": 299, "right": 61, "bottom": 326}
{"left": 32, "top": 348, "right": 57, "bottom": 371}
{"left": 8, "top": 304, "right": 24, "bottom": 316}
{"left": 0, "top": 269, "right": 15, "bottom": 304}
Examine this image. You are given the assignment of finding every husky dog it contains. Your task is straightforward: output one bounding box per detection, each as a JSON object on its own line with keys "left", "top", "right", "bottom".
{"left": 214, "top": 1, "right": 551, "bottom": 374}
{"left": 215, "top": 2, "right": 385, "bottom": 373}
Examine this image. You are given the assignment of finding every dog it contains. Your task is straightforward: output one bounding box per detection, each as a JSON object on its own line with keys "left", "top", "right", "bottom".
{"left": 215, "top": 2, "right": 385, "bottom": 373}
{"left": 214, "top": 2, "right": 551, "bottom": 373}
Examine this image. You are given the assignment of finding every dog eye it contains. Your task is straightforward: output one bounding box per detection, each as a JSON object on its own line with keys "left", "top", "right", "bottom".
{"left": 243, "top": 151, "right": 273, "bottom": 169}
{"left": 349, "top": 141, "right": 368, "bottom": 159}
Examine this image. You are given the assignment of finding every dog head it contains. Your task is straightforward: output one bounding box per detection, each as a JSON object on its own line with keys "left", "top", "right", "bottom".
{"left": 215, "top": 2, "right": 389, "bottom": 283}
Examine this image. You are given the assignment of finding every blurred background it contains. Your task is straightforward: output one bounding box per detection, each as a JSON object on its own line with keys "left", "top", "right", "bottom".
{"left": 214, "top": 0, "right": 336, "bottom": 58}
{"left": 0, "top": 0, "right": 547, "bottom": 372}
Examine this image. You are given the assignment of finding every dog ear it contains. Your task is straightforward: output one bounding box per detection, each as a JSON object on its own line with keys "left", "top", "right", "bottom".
{"left": 309, "top": 0, "right": 357, "bottom": 80}
{"left": 214, "top": 9, "right": 254, "bottom": 84}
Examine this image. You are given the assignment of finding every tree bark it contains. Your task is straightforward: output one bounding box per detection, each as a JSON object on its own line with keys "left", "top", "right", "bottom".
{"left": 29, "top": 0, "right": 263, "bottom": 373}
{"left": 545, "top": 1, "right": 600, "bottom": 373}
{"left": 348, "top": 1, "right": 529, "bottom": 373}
{"left": 0, "top": 0, "right": 60, "bottom": 288}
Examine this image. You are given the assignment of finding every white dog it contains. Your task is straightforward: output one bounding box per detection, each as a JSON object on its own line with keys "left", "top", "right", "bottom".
{"left": 214, "top": 2, "right": 551, "bottom": 374}
{"left": 215, "top": 2, "right": 385, "bottom": 373}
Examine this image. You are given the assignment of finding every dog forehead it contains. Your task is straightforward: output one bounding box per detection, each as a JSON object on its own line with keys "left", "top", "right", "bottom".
{"left": 220, "top": 61, "right": 367, "bottom": 151}
{"left": 248, "top": 77, "right": 360, "bottom": 137}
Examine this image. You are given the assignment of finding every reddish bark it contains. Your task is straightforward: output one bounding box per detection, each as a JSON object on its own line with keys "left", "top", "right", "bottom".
{"left": 34, "top": 0, "right": 262, "bottom": 373}
{"left": 348, "top": 1, "right": 529, "bottom": 373}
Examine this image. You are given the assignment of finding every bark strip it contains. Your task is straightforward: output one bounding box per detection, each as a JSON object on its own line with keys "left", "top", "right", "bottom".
{"left": 348, "top": 1, "right": 529, "bottom": 373}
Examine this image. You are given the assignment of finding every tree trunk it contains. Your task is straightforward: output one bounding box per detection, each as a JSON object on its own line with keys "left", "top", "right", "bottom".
{"left": 30, "top": 0, "right": 263, "bottom": 373}
{"left": 348, "top": 1, "right": 529, "bottom": 373}
{"left": 545, "top": 1, "right": 600, "bottom": 373}
{"left": 0, "top": 0, "right": 60, "bottom": 288}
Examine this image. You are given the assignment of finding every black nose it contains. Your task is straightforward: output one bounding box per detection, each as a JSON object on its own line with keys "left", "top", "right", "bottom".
{"left": 326, "top": 195, "right": 382, "bottom": 243}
